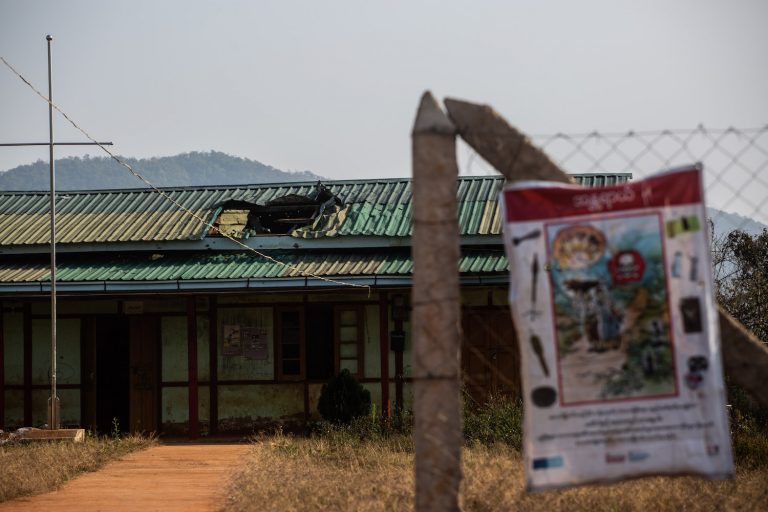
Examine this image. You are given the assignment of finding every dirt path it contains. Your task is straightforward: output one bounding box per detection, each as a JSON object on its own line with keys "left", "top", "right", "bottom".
{"left": 0, "top": 443, "right": 248, "bottom": 512}
{"left": 559, "top": 335, "right": 627, "bottom": 403}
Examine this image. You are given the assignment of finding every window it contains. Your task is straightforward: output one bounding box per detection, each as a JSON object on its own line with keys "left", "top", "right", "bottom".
{"left": 276, "top": 307, "right": 304, "bottom": 380}
{"left": 335, "top": 306, "right": 363, "bottom": 378}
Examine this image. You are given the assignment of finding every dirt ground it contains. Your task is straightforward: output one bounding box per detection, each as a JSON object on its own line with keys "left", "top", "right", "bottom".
{"left": 559, "top": 334, "right": 628, "bottom": 402}
{"left": 0, "top": 443, "right": 248, "bottom": 512}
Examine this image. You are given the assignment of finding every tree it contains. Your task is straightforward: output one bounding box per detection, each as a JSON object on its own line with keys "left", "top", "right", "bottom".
{"left": 712, "top": 228, "right": 768, "bottom": 343}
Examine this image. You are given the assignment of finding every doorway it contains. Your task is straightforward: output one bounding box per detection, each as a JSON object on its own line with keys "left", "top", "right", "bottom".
{"left": 461, "top": 308, "right": 521, "bottom": 404}
{"left": 306, "top": 304, "right": 334, "bottom": 380}
{"left": 95, "top": 317, "right": 130, "bottom": 434}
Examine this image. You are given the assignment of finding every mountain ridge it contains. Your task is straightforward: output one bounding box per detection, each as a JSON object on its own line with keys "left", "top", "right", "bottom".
{"left": 0, "top": 151, "right": 323, "bottom": 191}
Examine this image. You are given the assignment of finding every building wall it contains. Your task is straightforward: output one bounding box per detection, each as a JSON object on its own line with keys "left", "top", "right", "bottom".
{"left": 1, "top": 285, "right": 515, "bottom": 434}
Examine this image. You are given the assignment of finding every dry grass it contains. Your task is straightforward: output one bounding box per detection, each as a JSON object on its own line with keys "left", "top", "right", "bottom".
{"left": 0, "top": 434, "right": 156, "bottom": 502}
{"left": 222, "top": 434, "right": 768, "bottom": 512}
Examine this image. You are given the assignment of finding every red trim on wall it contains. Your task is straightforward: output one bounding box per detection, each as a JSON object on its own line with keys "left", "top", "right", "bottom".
{"left": 394, "top": 313, "right": 404, "bottom": 409}
{"left": 379, "top": 293, "right": 390, "bottom": 419}
{"left": 208, "top": 295, "right": 218, "bottom": 435}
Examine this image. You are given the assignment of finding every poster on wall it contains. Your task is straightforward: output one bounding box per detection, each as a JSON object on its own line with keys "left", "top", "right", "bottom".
{"left": 501, "top": 165, "right": 733, "bottom": 491}
{"left": 242, "top": 327, "right": 269, "bottom": 360}
{"left": 222, "top": 324, "right": 242, "bottom": 356}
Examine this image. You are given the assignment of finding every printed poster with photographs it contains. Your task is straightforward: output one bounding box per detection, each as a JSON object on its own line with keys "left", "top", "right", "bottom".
{"left": 242, "top": 327, "right": 269, "bottom": 360}
{"left": 501, "top": 166, "right": 733, "bottom": 491}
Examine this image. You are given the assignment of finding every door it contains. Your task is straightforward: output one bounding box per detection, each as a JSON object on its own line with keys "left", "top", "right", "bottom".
{"left": 461, "top": 308, "right": 521, "bottom": 404}
{"left": 129, "top": 316, "right": 159, "bottom": 434}
{"left": 95, "top": 317, "right": 130, "bottom": 434}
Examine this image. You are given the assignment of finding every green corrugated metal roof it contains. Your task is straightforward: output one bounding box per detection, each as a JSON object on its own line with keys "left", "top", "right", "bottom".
{"left": 570, "top": 174, "right": 632, "bottom": 187}
{"left": 0, "top": 250, "right": 508, "bottom": 283}
{"left": 0, "top": 174, "right": 630, "bottom": 247}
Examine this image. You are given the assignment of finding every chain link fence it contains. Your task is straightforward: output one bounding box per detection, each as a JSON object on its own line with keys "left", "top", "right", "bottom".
{"left": 460, "top": 124, "right": 768, "bottom": 401}
{"left": 464, "top": 125, "right": 768, "bottom": 233}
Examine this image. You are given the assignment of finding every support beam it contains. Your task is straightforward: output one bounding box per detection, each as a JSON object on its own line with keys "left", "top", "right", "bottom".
{"left": 208, "top": 296, "right": 218, "bottom": 435}
{"left": 445, "top": 96, "right": 768, "bottom": 410}
{"left": 23, "top": 303, "right": 32, "bottom": 426}
{"left": 187, "top": 297, "right": 199, "bottom": 439}
{"left": 411, "top": 91, "right": 462, "bottom": 512}
{"left": 395, "top": 328, "right": 404, "bottom": 409}
{"left": 379, "top": 292, "right": 390, "bottom": 418}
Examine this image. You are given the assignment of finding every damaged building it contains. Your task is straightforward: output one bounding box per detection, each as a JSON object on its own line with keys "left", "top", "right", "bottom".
{"left": 0, "top": 174, "right": 629, "bottom": 436}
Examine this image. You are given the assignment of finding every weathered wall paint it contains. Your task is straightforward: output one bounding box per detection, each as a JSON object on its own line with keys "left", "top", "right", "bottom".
{"left": 30, "top": 302, "right": 48, "bottom": 315}
{"left": 198, "top": 384, "right": 210, "bottom": 425}
{"left": 3, "top": 390, "right": 23, "bottom": 428}
{"left": 3, "top": 312, "right": 23, "bottom": 385}
{"left": 161, "top": 317, "right": 188, "bottom": 382}
{"left": 31, "top": 319, "right": 80, "bottom": 385}
{"left": 197, "top": 317, "right": 210, "bottom": 381}
{"left": 59, "top": 300, "right": 118, "bottom": 315}
{"left": 218, "top": 293, "right": 304, "bottom": 304}
{"left": 58, "top": 389, "right": 80, "bottom": 426}
{"left": 462, "top": 288, "right": 489, "bottom": 306}
{"left": 30, "top": 388, "right": 80, "bottom": 427}
{"left": 362, "top": 382, "right": 415, "bottom": 414}
{"left": 363, "top": 304, "right": 380, "bottom": 379}
{"left": 217, "top": 307, "right": 274, "bottom": 380}
{"left": 400, "top": 382, "right": 414, "bottom": 410}
{"left": 491, "top": 287, "right": 509, "bottom": 306}
{"left": 363, "top": 382, "right": 381, "bottom": 413}
{"left": 161, "top": 387, "right": 188, "bottom": 433}
{"left": 141, "top": 298, "right": 187, "bottom": 313}
{"left": 307, "top": 292, "right": 379, "bottom": 303}
{"left": 218, "top": 383, "right": 304, "bottom": 431}
{"left": 307, "top": 383, "right": 323, "bottom": 418}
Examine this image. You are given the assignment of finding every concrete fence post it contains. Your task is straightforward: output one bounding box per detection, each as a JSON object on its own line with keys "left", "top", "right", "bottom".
{"left": 411, "top": 91, "right": 463, "bottom": 512}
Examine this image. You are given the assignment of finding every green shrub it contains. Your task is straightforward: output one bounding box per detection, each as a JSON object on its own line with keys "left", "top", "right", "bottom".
{"left": 727, "top": 380, "right": 768, "bottom": 468}
{"left": 463, "top": 391, "right": 523, "bottom": 450}
{"left": 317, "top": 369, "right": 372, "bottom": 424}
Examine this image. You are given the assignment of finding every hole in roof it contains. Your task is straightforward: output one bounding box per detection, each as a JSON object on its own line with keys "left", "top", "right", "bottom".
{"left": 210, "top": 183, "right": 343, "bottom": 238}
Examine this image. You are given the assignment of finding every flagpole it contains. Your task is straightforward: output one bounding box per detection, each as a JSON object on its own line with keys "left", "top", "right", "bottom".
{"left": 46, "top": 34, "right": 59, "bottom": 430}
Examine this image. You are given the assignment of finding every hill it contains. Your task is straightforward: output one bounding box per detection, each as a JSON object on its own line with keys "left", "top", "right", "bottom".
{"left": 0, "top": 151, "right": 323, "bottom": 190}
{"left": 707, "top": 207, "right": 766, "bottom": 239}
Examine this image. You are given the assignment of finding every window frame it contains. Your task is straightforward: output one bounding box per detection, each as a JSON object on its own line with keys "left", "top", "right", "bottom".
{"left": 275, "top": 306, "right": 305, "bottom": 381}
{"left": 334, "top": 305, "right": 364, "bottom": 378}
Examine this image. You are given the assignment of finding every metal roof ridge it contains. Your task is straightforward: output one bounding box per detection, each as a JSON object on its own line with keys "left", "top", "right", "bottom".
{"left": 0, "top": 175, "right": 508, "bottom": 195}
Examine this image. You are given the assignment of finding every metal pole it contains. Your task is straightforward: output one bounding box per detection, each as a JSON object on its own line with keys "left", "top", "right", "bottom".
{"left": 46, "top": 34, "right": 59, "bottom": 430}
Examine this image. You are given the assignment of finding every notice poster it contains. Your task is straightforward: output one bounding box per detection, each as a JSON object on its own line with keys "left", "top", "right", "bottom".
{"left": 222, "top": 324, "right": 242, "bottom": 356}
{"left": 501, "top": 166, "right": 733, "bottom": 491}
{"left": 242, "top": 327, "right": 269, "bottom": 360}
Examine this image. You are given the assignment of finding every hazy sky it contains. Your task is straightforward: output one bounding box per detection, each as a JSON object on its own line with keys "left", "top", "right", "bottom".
{"left": 1, "top": 0, "right": 767, "bottom": 180}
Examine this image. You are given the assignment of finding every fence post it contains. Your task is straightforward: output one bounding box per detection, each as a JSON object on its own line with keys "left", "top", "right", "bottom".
{"left": 411, "top": 91, "right": 463, "bottom": 512}
{"left": 444, "top": 96, "right": 768, "bottom": 410}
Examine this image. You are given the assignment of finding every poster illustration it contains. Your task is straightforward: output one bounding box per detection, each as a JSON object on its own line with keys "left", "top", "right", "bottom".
{"left": 547, "top": 214, "right": 676, "bottom": 405}
{"left": 501, "top": 166, "right": 733, "bottom": 491}
{"left": 222, "top": 324, "right": 242, "bottom": 356}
